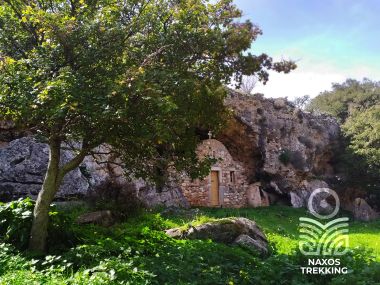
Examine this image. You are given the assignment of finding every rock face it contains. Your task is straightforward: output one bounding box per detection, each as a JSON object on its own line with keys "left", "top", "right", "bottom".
{"left": 137, "top": 182, "right": 190, "bottom": 208}
{"left": 0, "top": 136, "right": 189, "bottom": 207}
{"left": 353, "top": 198, "right": 379, "bottom": 222}
{"left": 218, "top": 90, "right": 340, "bottom": 202}
{"left": 166, "top": 217, "right": 268, "bottom": 255}
{"left": 0, "top": 137, "right": 89, "bottom": 200}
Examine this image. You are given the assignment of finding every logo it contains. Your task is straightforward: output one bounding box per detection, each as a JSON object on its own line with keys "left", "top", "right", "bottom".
{"left": 299, "top": 188, "right": 349, "bottom": 256}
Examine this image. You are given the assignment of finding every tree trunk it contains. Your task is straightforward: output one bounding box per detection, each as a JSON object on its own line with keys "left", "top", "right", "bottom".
{"left": 28, "top": 138, "right": 61, "bottom": 253}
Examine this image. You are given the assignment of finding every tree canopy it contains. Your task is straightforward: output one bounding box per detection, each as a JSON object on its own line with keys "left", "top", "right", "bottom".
{"left": 0, "top": 0, "right": 295, "bottom": 251}
{"left": 307, "top": 78, "right": 380, "bottom": 123}
{"left": 307, "top": 78, "right": 380, "bottom": 197}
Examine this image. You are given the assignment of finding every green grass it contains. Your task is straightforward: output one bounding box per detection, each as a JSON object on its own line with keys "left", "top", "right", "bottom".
{"left": 169, "top": 206, "right": 380, "bottom": 259}
{"left": 0, "top": 202, "right": 379, "bottom": 284}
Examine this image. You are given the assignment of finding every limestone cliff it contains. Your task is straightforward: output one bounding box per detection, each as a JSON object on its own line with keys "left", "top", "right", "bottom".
{"left": 217, "top": 90, "right": 340, "bottom": 206}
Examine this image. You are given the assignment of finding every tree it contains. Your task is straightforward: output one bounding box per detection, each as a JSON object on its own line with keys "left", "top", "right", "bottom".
{"left": 0, "top": 0, "right": 295, "bottom": 252}
{"left": 307, "top": 78, "right": 380, "bottom": 122}
{"left": 292, "top": 95, "right": 310, "bottom": 109}
{"left": 343, "top": 105, "right": 380, "bottom": 171}
{"left": 307, "top": 78, "right": 380, "bottom": 199}
{"left": 240, "top": 75, "right": 257, "bottom": 94}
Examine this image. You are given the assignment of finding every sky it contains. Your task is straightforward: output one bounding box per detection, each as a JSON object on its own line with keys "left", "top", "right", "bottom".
{"left": 233, "top": 0, "right": 380, "bottom": 99}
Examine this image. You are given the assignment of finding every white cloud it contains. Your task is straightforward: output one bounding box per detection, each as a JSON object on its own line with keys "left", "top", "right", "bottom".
{"left": 253, "top": 70, "right": 345, "bottom": 99}
{"left": 253, "top": 59, "right": 380, "bottom": 100}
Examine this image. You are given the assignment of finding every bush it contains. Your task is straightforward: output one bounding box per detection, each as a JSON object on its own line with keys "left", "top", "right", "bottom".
{"left": 0, "top": 198, "right": 34, "bottom": 249}
{"left": 0, "top": 198, "right": 79, "bottom": 251}
{"left": 88, "top": 180, "right": 144, "bottom": 219}
{"left": 279, "top": 149, "right": 292, "bottom": 165}
{"left": 279, "top": 149, "right": 307, "bottom": 170}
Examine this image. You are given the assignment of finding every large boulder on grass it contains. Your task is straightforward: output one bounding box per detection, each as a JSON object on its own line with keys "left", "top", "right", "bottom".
{"left": 166, "top": 217, "right": 268, "bottom": 255}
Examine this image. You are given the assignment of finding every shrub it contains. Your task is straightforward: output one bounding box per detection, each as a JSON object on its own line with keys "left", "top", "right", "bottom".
{"left": 279, "top": 149, "right": 292, "bottom": 165}
{"left": 0, "top": 198, "right": 79, "bottom": 251}
{"left": 88, "top": 180, "right": 144, "bottom": 219}
{"left": 0, "top": 198, "right": 34, "bottom": 249}
{"left": 279, "top": 149, "right": 307, "bottom": 170}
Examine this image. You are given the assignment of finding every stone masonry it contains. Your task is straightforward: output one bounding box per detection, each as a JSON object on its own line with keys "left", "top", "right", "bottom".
{"left": 180, "top": 139, "right": 268, "bottom": 208}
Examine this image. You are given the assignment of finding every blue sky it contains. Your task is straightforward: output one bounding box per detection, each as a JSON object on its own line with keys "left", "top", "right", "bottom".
{"left": 233, "top": 0, "right": 380, "bottom": 98}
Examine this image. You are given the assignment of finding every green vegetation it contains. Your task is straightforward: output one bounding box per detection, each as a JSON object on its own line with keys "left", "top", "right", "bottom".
{"left": 307, "top": 79, "right": 380, "bottom": 123}
{"left": 0, "top": 199, "right": 379, "bottom": 284}
{"left": 279, "top": 149, "right": 292, "bottom": 165}
{"left": 307, "top": 78, "right": 380, "bottom": 199}
{"left": 0, "top": 0, "right": 296, "bottom": 252}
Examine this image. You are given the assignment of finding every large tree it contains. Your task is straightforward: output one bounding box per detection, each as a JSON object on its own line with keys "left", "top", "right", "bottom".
{"left": 0, "top": 0, "right": 295, "bottom": 252}
{"left": 307, "top": 78, "right": 380, "bottom": 122}
{"left": 307, "top": 79, "right": 380, "bottom": 199}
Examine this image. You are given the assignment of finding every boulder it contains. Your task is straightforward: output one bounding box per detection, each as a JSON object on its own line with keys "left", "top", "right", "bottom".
{"left": 137, "top": 183, "right": 190, "bottom": 208}
{"left": 261, "top": 190, "right": 270, "bottom": 206}
{"left": 233, "top": 234, "right": 268, "bottom": 255}
{"left": 166, "top": 217, "right": 268, "bottom": 255}
{"left": 290, "top": 180, "right": 333, "bottom": 210}
{"left": 290, "top": 192, "right": 304, "bottom": 208}
{"left": 353, "top": 198, "right": 379, "bottom": 222}
{"left": 76, "top": 210, "right": 115, "bottom": 227}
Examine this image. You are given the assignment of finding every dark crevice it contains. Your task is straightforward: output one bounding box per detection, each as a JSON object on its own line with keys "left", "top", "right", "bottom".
{"left": 0, "top": 180, "right": 43, "bottom": 185}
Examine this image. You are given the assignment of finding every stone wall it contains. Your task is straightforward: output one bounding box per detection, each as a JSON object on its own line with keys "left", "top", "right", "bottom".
{"left": 180, "top": 139, "right": 269, "bottom": 208}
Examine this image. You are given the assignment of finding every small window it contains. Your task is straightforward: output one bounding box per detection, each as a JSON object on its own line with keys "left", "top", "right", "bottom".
{"left": 212, "top": 151, "right": 216, "bottom": 157}
{"left": 230, "top": 171, "right": 235, "bottom": 184}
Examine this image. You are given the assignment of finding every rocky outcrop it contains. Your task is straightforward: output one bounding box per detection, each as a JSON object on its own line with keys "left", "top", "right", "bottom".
{"left": 289, "top": 179, "right": 330, "bottom": 208}
{"left": 137, "top": 182, "right": 190, "bottom": 208}
{"left": 0, "top": 136, "right": 189, "bottom": 207}
{"left": 0, "top": 137, "right": 89, "bottom": 200}
{"left": 352, "top": 198, "right": 379, "bottom": 221}
{"left": 166, "top": 217, "right": 268, "bottom": 255}
{"left": 219, "top": 90, "right": 340, "bottom": 201}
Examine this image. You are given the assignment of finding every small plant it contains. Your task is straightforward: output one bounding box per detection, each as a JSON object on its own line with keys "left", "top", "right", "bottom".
{"left": 279, "top": 149, "right": 307, "bottom": 170}
{"left": 279, "top": 149, "right": 292, "bottom": 165}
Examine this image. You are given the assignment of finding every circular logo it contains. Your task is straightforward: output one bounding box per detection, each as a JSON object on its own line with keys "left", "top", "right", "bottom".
{"left": 307, "top": 188, "right": 340, "bottom": 219}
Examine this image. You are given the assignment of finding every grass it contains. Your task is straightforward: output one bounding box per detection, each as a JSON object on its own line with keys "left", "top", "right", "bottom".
{"left": 176, "top": 206, "right": 380, "bottom": 259}
{"left": 0, "top": 201, "right": 379, "bottom": 284}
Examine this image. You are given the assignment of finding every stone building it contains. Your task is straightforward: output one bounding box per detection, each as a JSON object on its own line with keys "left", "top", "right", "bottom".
{"left": 180, "top": 139, "right": 269, "bottom": 208}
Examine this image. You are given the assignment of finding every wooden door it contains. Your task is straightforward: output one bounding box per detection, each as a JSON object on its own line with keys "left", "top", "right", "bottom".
{"left": 210, "top": 171, "right": 219, "bottom": 206}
